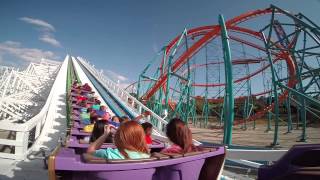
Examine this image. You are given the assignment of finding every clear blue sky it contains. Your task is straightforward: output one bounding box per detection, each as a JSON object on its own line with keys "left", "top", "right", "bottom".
{"left": 0, "top": 0, "right": 319, "bottom": 86}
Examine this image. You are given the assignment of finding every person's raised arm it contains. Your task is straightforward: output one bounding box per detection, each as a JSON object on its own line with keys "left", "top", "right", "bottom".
{"left": 132, "top": 111, "right": 152, "bottom": 122}
{"left": 87, "top": 125, "right": 111, "bottom": 153}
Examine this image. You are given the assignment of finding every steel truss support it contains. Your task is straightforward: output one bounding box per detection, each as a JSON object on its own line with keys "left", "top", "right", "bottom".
{"left": 261, "top": 5, "right": 320, "bottom": 144}
{"left": 134, "top": 4, "right": 320, "bottom": 146}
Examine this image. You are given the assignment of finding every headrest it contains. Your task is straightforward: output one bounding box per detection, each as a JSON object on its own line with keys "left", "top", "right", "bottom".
{"left": 183, "top": 149, "right": 211, "bottom": 157}
{"left": 159, "top": 152, "right": 183, "bottom": 158}
{"left": 151, "top": 152, "right": 170, "bottom": 160}
{"left": 83, "top": 153, "right": 157, "bottom": 164}
{"left": 159, "top": 147, "right": 216, "bottom": 158}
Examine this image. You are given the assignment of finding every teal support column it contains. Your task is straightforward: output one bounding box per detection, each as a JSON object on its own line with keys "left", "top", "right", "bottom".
{"left": 219, "top": 14, "right": 234, "bottom": 146}
{"left": 286, "top": 92, "right": 293, "bottom": 133}
{"left": 253, "top": 112, "right": 256, "bottom": 130}
{"left": 245, "top": 63, "right": 252, "bottom": 130}
{"left": 202, "top": 93, "right": 209, "bottom": 127}
{"left": 262, "top": 32, "right": 280, "bottom": 146}
{"left": 184, "top": 32, "right": 192, "bottom": 124}
{"left": 137, "top": 75, "right": 142, "bottom": 99}
{"left": 164, "top": 29, "right": 187, "bottom": 112}
{"left": 164, "top": 58, "right": 172, "bottom": 112}
{"left": 220, "top": 103, "right": 224, "bottom": 127}
{"left": 296, "top": 106, "right": 300, "bottom": 130}
{"left": 222, "top": 96, "right": 227, "bottom": 143}
{"left": 297, "top": 32, "right": 307, "bottom": 142}
{"left": 203, "top": 45, "right": 209, "bottom": 127}
{"left": 243, "top": 99, "right": 252, "bottom": 130}
{"left": 266, "top": 94, "right": 272, "bottom": 132}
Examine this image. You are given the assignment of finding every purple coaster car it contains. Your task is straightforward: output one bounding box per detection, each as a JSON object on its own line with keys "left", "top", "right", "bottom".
{"left": 48, "top": 146, "right": 225, "bottom": 180}
{"left": 70, "top": 128, "right": 91, "bottom": 136}
{"left": 54, "top": 85, "right": 226, "bottom": 179}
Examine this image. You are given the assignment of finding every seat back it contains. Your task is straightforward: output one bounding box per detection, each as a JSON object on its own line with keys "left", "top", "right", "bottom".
{"left": 258, "top": 144, "right": 320, "bottom": 180}
{"left": 153, "top": 148, "right": 220, "bottom": 180}
{"left": 72, "top": 168, "right": 156, "bottom": 180}
{"left": 153, "top": 159, "right": 205, "bottom": 180}
{"left": 198, "top": 148, "right": 226, "bottom": 180}
{"left": 80, "top": 154, "right": 159, "bottom": 180}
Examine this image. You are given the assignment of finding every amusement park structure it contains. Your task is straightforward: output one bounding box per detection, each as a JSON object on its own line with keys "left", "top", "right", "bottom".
{"left": 0, "top": 60, "right": 60, "bottom": 159}
{"left": 126, "top": 5, "right": 320, "bottom": 146}
{"left": 0, "top": 4, "right": 319, "bottom": 180}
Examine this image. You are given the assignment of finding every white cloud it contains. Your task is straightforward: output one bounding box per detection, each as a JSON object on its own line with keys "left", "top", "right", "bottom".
{"left": 3, "top": 41, "right": 21, "bottom": 47}
{"left": 19, "top": 17, "right": 62, "bottom": 48}
{"left": 19, "top": 17, "right": 55, "bottom": 32}
{"left": 0, "top": 41, "right": 59, "bottom": 63}
{"left": 103, "top": 69, "right": 133, "bottom": 89}
{"left": 39, "top": 34, "right": 62, "bottom": 47}
{"left": 105, "top": 70, "right": 128, "bottom": 82}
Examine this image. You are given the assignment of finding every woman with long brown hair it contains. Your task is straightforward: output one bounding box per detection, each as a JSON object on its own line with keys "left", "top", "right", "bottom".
{"left": 87, "top": 121, "right": 150, "bottom": 159}
{"left": 161, "top": 118, "right": 197, "bottom": 153}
